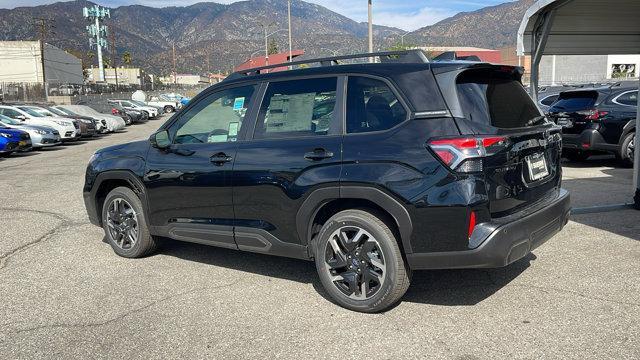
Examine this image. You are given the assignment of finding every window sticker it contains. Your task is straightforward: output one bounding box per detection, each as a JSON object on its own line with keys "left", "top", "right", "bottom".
{"left": 233, "top": 97, "right": 246, "bottom": 111}
{"left": 228, "top": 122, "right": 239, "bottom": 137}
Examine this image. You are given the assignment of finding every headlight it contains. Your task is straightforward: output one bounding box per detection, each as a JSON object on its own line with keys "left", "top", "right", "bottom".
{"left": 53, "top": 120, "right": 71, "bottom": 126}
{"left": 35, "top": 129, "right": 48, "bottom": 135}
{"left": 81, "top": 119, "right": 92, "bottom": 124}
{"left": 0, "top": 133, "right": 11, "bottom": 139}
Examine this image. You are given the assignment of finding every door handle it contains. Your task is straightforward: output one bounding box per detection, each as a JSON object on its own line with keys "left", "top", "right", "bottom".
{"left": 304, "top": 148, "right": 334, "bottom": 161}
{"left": 210, "top": 152, "right": 233, "bottom": 165}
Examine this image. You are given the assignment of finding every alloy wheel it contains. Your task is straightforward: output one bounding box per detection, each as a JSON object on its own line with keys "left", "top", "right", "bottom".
{"left": 323, "top": 226, "right": 386, "bottom": 300}
{"left": 627, "top": 136, "right": 635, "bottom": 162}
{"left": 106, "top": 198, "right": 139, "bottom": 250}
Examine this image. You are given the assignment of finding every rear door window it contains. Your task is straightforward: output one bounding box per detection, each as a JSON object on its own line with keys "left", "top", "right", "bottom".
{"left": 550, "top": 91, "right": 598, "bottom": 112}
{"left": 254, "top": 77, "right": 339, "bottom": 139}
{"left": 456, "top": 69, "right": 540, "bottom": 129}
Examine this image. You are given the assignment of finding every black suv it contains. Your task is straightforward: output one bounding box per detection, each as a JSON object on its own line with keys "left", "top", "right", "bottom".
{"left": 546, "top": 83, "right": 637, "bottom": 166}
{"left": 84, "top": 51, "right": 570, "bottom": 312}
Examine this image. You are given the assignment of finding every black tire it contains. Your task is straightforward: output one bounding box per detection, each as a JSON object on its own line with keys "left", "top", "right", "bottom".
{"left": 618, "top": 132, "right": 635, "bottom": 168}
{"left": 163, "top": 105, "right": 175, "bottom": 113}
{"left": 564, "top": 149, "right": 590, "bottom": 162}
{"left": 314, "top": 209, "right": 410, "bottom": 313}
{"left": 101, "top": 186, "right": 156, "bottom": 258}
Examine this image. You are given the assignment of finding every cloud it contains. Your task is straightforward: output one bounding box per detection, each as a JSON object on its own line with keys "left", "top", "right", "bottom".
{"left": 373, "top": 7, "right": 456, "bottom": 31}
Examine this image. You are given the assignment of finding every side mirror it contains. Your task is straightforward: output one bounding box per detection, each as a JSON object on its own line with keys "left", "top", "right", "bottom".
{"left": 150, "top": 130, "right": 171, "bottom": 149}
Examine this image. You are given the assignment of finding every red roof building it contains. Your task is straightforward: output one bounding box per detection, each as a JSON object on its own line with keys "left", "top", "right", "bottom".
{"left": 235, "top": 50, "right": 305, "bottom": 72}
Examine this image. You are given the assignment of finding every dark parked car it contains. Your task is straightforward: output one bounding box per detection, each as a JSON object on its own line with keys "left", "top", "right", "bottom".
{"left": 546, "top": 83, "right": 637, "bottom": 166}
{"left": 84, "top": 51, "right": 570, "bottom": 312}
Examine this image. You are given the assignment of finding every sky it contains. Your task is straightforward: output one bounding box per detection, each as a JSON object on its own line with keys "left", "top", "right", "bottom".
{"left": 0, "top": 0, "right": 513, "bottom": 31}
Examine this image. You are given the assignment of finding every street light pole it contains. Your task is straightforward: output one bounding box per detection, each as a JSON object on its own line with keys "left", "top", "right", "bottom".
{"left": 368, "top": 0, "right": 373, "bottom": 62}
{"left": 288, "top": 0, "right": 293, "bottom": 69}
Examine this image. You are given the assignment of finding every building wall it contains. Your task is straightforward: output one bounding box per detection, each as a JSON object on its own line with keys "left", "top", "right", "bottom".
{"left": 0, "top": 41, "right": 43, "bottom": 83}
{"left": 43, "top": 43, "right": 83, "bottom": 85}
{"left": 538, "top": 55, "right": 608, "bottom": 85}
{"left": 89, "top": 67, "right": 144, "bottom": 86}
{"left": 607, "top": 55, "right": 640, "bottom": 79}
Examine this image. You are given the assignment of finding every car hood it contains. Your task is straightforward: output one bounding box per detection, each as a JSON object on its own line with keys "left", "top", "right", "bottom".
{"left": 0, "top": 128, "right": 27, "bottom": 137}
{"left": 96, "top": 140, "right": 149, "bottom": 156}
{"left": 9, "top": 124, "right": 56, "bottom": 132}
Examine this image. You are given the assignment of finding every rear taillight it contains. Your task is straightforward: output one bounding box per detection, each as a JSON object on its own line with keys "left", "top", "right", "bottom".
{"left": 111, "top": 108, "right": 119, "bottom": 115}
{"left": 428, "top": 136, "right": 508, "bottom": 173}
{"left": 577, "top": 109, "right": 608, "bottom": 121}
{"left": 468, "top": 211, "right": 476, "bottom": 239}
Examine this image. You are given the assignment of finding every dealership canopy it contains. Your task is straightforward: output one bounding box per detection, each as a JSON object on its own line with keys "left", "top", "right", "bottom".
{"left": 517, "top": 0, "right": 640, "bottom": 208}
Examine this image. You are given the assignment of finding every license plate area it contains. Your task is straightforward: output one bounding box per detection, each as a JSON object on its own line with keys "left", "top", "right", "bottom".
{"left": 525, "top": 152, "right": 549, "bottom": 182}
{"left": 557, "top": 118, "right": 573, "bottom": 128}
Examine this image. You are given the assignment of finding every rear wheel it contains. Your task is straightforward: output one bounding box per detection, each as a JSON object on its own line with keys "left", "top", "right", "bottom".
{"left": 314, "top": 209, "right": 410, "bottom": 313}
{"left": 101, "top": 187, "right": 156, "bottom": 258}
{"left": 564, "top": 149, "right": 590, "bottom": 162}
{"left": 618, "top": 132, "right": 635, "bottom": 168}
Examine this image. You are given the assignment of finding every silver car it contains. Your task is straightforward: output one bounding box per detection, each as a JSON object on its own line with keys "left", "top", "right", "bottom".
{"left": 0, "top": 114, "right": 61, "bottom": 148}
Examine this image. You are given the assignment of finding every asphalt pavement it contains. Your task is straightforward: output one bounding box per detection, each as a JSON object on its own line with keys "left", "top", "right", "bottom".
{"left": 0, "top": 117, "right": 638, "bottom": 359}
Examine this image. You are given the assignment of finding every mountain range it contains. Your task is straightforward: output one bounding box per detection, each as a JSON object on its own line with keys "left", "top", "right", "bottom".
{"left": 0, "top": 0, "right": 535, "bottom": 75}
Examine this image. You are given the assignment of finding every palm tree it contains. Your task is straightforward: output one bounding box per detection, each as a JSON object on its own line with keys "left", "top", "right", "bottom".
{"left": 122, "top": 51, "right": 132, "bottom": 67}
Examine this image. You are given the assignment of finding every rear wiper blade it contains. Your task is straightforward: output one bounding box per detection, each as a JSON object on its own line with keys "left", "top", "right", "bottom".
{"left": 526, "top": 115, "right": 548, "bottom": 127}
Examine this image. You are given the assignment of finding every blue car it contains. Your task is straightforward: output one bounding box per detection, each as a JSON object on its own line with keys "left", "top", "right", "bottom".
{"left": 0, "top": 125, "right": 32, "bottom": 156}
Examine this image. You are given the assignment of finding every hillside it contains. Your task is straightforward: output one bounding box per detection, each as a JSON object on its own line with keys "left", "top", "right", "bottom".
{"left": 0, "top": 0, "right": 531, "bottom": 75}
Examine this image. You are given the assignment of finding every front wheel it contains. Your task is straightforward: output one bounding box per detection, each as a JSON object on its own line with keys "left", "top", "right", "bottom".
{"left": 102, "top": 187, "right": 156, "bottom": 258}
{"left": 314, "top": 209, "right": 410, "bottom": 313}
{"left": 163, "top": 105, "right": 175, "bottom": 113}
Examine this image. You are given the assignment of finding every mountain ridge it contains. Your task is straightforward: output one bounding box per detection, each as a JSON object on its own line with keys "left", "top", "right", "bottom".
{"left": 0, "top": 0, "right": 531, "bottom": 75}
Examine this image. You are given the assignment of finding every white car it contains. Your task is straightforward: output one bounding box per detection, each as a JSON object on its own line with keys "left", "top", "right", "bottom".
{"left": 0, "top": 114, "right": 61, "bottom": 148}
{"left": 109, "top": 99, "right": 159, "bottom": 118}
{"left": 54, "top": 105, "right": 126, "bottom": 133}
{"left": 0, "top": 105, "right": 78, "bottom": 142}
{"left": 147, "top": 95, "right": 180, "bottom": 113}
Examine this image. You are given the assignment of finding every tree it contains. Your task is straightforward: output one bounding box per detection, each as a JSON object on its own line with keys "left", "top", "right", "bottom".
{"left": 122, "top": 51, "right": 132, "bottom": 67}
{"left": 268, "top": 38, "right": 279, "bottom": 55}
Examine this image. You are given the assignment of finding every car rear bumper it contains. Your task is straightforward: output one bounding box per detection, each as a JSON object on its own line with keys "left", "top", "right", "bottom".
{"left": 562, "top": 130, "right": 618, "bottom": 152}
{"left": 407, "top": 188, "right": 571, "bottom": 270}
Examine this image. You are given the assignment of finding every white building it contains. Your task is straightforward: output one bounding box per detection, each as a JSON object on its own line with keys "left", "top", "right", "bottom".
{"left": 0, "top": 41, "right": 83, "bottom": 85}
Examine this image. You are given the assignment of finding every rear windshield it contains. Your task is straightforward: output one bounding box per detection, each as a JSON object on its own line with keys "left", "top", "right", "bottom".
{"left": 550, "top": 91, "right": 598, "bottom": 112}
{"left": 456, "top": 70, "right": 540, "bottom": 129}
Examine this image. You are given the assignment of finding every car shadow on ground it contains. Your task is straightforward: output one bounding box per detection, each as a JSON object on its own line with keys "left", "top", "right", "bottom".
{"left": 155, "top": 238, "right": 535, "bottom": 309}
{"left": 561, "top": 154, "right": 627, "bottom": 169}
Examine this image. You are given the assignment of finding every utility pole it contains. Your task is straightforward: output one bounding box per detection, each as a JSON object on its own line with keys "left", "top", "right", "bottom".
{"left": 172, "top": 42, "right": 177, "bottom": 86}
{"left": 83, "top": 5, "right": 110, "bottom": 83}
{"left": 109, "top": 29, "right": 118, "bottom": 90}
{"left": 33, "top": 17, "right": 54, "bottom": 89}
{"left": 288, "top": 0, "right": 293, "bottom": 69}
{"left": 368, "top": 0, "right": 373, "bottom": 62}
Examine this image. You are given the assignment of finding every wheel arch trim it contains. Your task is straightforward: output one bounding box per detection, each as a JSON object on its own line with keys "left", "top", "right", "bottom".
{"left": 296, "top": 186, "right": 414, "bottom": 254}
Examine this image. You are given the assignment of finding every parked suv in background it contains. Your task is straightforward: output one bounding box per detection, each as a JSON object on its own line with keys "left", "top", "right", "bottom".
{"left": 84, "top": 51, "right": 570, "bottom": 312}
{"left": 546, "top": 83, "right": 637, "bottom": 166}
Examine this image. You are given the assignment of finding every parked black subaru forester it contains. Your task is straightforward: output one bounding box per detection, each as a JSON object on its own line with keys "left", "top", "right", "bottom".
{"left": 84, "top": 51, "right": 570, "bottom": 312}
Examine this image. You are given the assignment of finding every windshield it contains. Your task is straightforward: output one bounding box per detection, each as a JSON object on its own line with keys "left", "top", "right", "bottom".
{"left": 455, "top": 69, "right": 541, "bottom": 129}
{"left": 0, "top": 114, "right": 20, "bottom": 125}
{"left": 17, "top": 107, "right": 44, "bottom": 117}
{"left": 56, "top": 107, "right": 79, "bottom": 116}
{"left": 46, "top": 107, "right": 69, "bottom": 117}
{"left": 130, "top": 100, "right": 146, "bottom": 106}
{"left": 32, "top": 107, "right": 56, "bottom": 116}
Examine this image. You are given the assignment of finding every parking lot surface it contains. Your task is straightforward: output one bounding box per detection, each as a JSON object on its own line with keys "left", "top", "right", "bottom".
{"left": 1, "top": 117, "right": 639, "bottom": 359}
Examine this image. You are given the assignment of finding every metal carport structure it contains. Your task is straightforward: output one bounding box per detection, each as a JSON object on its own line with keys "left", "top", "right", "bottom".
{"left": 517, "top": 0, "right": 640, "bottom": 209}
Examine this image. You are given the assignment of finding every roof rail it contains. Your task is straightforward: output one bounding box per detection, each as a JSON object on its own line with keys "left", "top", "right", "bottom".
{"left": 227, "top": 50, "right": 429, "bottom": 79}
